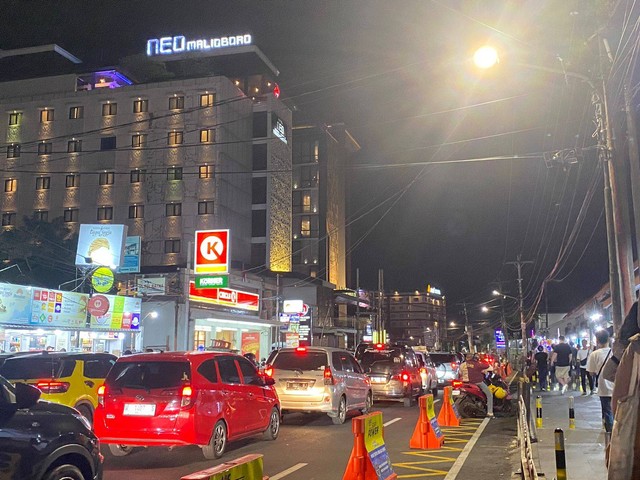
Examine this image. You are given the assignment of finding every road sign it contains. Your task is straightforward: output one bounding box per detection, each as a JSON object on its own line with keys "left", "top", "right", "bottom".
{"left": 194, "top": 229, "right": 229, "bottom": 274}
{"left": 195, "top": 275, "right": 228, "bottom": 289}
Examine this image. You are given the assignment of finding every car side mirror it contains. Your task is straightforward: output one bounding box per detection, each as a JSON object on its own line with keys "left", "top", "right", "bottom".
{"left": 263, "top": 376, "right": 275, "bottom": 386}
{"left": 15, "top": 382, "right": 41, "bottom": 409}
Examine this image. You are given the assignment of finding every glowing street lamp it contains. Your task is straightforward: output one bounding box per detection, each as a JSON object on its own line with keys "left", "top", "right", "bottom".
{"left": 473, "top": 46, "right": 499, "bottom": 69}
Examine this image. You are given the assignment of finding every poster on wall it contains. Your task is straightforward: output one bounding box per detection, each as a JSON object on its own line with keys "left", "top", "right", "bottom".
{"left": 89, "top": 294, "right": 142, "bottom": 330}
{"left": 285, "top": 333, "right": 299, "bottom": 348}
{"left": 118, "top": 236, "right": 141, "bottom": 273}
{"left": 0, "top": 283, "right": 32, "bottom": 325}
{"left": 30, "top": 289, "right": 89, "bottom": 328}
{"left": 241, "top": 332, "right": 260, "bottom": 359}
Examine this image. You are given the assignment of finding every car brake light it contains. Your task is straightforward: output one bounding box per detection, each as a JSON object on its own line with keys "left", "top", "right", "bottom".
{"left": 295, "top": 347, "right": 307, "bottom": 353}
{"left": 36, "top": 380, "right": 70, "bottom": 394}
{"left": 180, "top": 385, "right": 193, "bottom": 408}
{"left": 452, "top": 380, "right": 463, "bottom": 389}
{"left": 400, "top": 371, "right": 410, "bottom": 382}
{"left": 324, "top": 366, "right": 335, "bottom": 385}
{"left": 451, "top": 362, "right": 458, "bottom": 370}
{"left": 375, "top": 343, "right": 384, "bottom": 350}
{"left": 97, "top": 385, "right": 106, "bottom": 407}
{"left": 264, "top": 365, "right": 274, "bottom": 377}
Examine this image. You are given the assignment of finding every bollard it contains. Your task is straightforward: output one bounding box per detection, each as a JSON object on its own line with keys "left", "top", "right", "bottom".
{"left": 568, "top": 396, "right": 575, "bottom": 429}
{"left": 554, "top": 428, "right": 567, "bottom": 480}
{"left": 535, "top": 395, "right": 543, "bottom": 428}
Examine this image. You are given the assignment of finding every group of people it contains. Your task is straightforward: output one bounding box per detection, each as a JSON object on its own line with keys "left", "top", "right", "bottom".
{"left": 530, "top": 331, "right": 614, "bottom": 432}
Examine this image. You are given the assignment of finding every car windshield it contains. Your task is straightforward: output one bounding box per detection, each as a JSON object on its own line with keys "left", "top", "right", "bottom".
{"left": 359, "top": 348, "right": 403, "bottom": 369}
{"left": 429, "top": 353, "right": 458, "bottom": 367}
{"left": 272, "top": 351, "right": 327, "bottom": 371}
{"left": 107, "top": 361, "right": 191, "bottom": 390}
{"left": 0, "top": 357, "right": 72, "bottom": 380}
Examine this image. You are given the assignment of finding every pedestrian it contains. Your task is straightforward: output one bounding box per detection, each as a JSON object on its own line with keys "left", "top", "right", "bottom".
{"left": 550, "top": 335, "right": 573, "bottom": 394}
{"left": 586, "top": 329, "right": 614, "bottom": 432}
{"left": 569, "top": 341, "right": 580, "bottom": 390}
{"left": 534, "top": 345, "right": 549, "bottom": 391}
{"left": 575, "top": 338, "right": 594, "bottom": 395}
{"left": 459, "top": 352, "right": 495, "bottom": 417}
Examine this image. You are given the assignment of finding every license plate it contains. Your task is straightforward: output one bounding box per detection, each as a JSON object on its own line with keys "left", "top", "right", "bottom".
{"left": 452, "top": 390, "right": 461, "bottom": 396}
{"left": 370, "top": 377, "right": 386, "bottom": 384}
{"left": 287, "top": 382, "right": 308, "bottom": 390}
{"left": 123, "top": 403, "right": 156, "bottom": 416}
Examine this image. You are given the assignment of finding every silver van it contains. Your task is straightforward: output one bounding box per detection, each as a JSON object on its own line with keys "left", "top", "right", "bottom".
{"left": 266, "top": 346, "right": 372, "bottom": 424}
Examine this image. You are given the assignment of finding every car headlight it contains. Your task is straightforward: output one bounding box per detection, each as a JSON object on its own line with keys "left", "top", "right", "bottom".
{"left": 73, "top": 413, "right": 92, "bottom": 431}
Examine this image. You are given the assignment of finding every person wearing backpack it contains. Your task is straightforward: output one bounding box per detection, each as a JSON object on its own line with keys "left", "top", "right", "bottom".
{"left": 586, "top": 329, "right": 614, "bottom": 432}
{"left": 576, "top": 338, "right": 594, "bottom": 395}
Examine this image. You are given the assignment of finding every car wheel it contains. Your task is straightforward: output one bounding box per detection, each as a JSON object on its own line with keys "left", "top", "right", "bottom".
{"left": 263, "top": 407, "right": 280, "bottom": 440}
{"left": 360, "top": 392, "right": 373, "bottom": 414}
{"left": 108, "top": 444, "right": 134, "bottom": 457}
{"left": 332, "top": 396, "right": 347, "bottom": 425}
{"left": 203, "top": 420, "right": 227, "bottom": 459}
{"left": 43, "top": 464, "right": 84, "bottom": 480}
{"left": 75, "top": 403, "right": 93, "bottom": 425}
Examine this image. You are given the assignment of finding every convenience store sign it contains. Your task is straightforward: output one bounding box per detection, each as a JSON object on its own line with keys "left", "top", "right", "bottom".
{"left": 189, "top": 282, "right": 259, "bottom": 311}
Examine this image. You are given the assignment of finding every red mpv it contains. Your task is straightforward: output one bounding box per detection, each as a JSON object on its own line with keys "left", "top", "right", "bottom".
{"left": 94, "top": 351, "right": 280, "bottom": 459}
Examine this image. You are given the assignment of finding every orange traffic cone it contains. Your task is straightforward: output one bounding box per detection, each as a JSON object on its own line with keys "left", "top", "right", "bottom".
{"left": 410, "top": 394, "right": 444, "bottom": 449}
{"left": 343, "top": 412, "right": 397, "bottom": 480}
{"left": 437, "top": 386, "right": 460, "bottom": 427}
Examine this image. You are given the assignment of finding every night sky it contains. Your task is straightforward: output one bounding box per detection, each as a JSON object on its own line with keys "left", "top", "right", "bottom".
{"left": 1, "top": 1, "right": 627, "bottom": 318}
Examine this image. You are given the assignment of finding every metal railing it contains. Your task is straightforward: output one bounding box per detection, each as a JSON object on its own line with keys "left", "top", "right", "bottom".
{"left": 517, "top": 387, "right": 539, "bottom": 479}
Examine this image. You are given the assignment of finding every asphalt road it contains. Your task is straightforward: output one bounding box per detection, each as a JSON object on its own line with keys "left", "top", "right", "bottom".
{"left": 102, "top": 398, "right": 517, "bottom": 480}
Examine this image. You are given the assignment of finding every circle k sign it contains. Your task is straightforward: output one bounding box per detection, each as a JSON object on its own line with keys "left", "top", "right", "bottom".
{"left": 194, "top": 229, "right": 230, "bottom": 274}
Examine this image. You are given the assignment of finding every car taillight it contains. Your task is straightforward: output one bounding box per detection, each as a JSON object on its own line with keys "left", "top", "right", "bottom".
{"left": 324, "top": 366, "right": 335, "bottom": 385}
{"left": 451, "top": 362, "right": 458, "bottom": 370}
{"left": 97, "top": 385, "right": 106, "bottom": 407}
{"left": 295, "top": 347, "right": 307, "bottom": 353}
{"left": 420, "top": 367, "right": 427, "bottom": 375}
{"left": 36, "top": 380, "right": 70, "bottom": 394}
{"left": 264, "top": 365, "right": 274, "bottom": 377}
{"left": 375, "top": 343, "right": 384, "bottom": 350}
{"left": 180, "top": 385, "right": 194, "bottom": 408}
{"left": 452, "top": 380, "right": 463, "bottom": 389}
{"left": 400, "top": 371, "right": 410, "bottom": 382}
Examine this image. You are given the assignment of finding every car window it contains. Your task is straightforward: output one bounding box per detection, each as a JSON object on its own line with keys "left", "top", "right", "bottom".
{"left": 359, "top": 348, "right": 403, "bottom": 369}
{"left": 237, "top": 357, "right": 261, "bottom": 385}
{"left": 107, "top": 361, "right": 190, "bottom": 389}
{"left": 345, "top": 354, "right": 363, "bottom": 374}
{"left": 84, "top": 358, "right": 114, "bottom": 378}
{"left": 217, "top": 356, "right": 241, "bottom": 384}
{"left": 332, "top": 352, "right": 345, "bottom": 371}
{"left": 0, "top": 377, "right": 15, "bottom": 406}
{"left": 430, "top": 354, "right": 457, "bottom": 366}
{"left": 197, "top": 359, "right": 219, "bottom": 383}
{"left": 272, "top": 351, "right": 327, "bottom": 371}
{"left": 0, "top": 357, "right": 73, "bottom": 380}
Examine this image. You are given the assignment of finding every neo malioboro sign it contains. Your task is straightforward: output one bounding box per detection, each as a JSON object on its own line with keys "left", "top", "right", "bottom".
{"left": 147, "top": 34, "right": 252, "bottom": 56}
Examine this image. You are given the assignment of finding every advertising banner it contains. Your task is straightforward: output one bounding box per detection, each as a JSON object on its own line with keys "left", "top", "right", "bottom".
{"left": 0, "top": 283, "right": 32, "bottom": 325}
{"left": 363, "top": 413, "right": 395, "bottom": 479}
{"left": 89, "top": 294, "right": 142, "bottom": 330}
{"left": 241, "top": 332, "right": 260, "bottom": 358}
{"left": 189, "top": 282, "right": 259, "bottom": 311}
{"left": 30, "top": 289, "right": 89, "bottom": 328}
{"left": 119, "top": 236, "right": 141, "bottom": 273}
{"left": 76, "top": 224, "right": 128, "bottom": 268}
{"left": 136, "top": 277, "right": 165, "bottom": 296}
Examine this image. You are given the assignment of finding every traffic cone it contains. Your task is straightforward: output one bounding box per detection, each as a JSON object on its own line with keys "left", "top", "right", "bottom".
{"left": 343, "top": 412, "right": 397, "bottom": 480}
{"left": 437, "top": 386, "right": 460, "bottom": 427}
{"left": 410, "top": 394, "right": 444, "bottom": 449}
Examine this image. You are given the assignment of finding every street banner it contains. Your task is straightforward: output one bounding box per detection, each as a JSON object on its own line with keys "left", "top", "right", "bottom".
{"left": 31, "top": 289, "right": 88, "bottom": 328}
{"left": 0, "top": 283, "right": 31, "bottom": 325}
{"left": 241, "top": 332, "right": 260, "bottom": 359}
{"left": 89, "top": 294, "right": 142, "bottom": 330}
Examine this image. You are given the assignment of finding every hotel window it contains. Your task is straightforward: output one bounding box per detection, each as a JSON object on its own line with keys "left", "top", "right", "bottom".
{"left": 6, "top": 145, "right": 20, "bottom": 158}
{"left": 99, "top": 172, "right": 115, "bottom": 185}
{"left": 200, "top": 128, "right": 215, "bottom": 143}
{"left": 2, "top": 213, "right": 16, "bottom": 226}
{"left": 133, "top": 99, "right": 148, "bottom": 113}
{"left": 65, "top": 174, "right": 79, "bottom": 188}
{"left": 128, "top": 205, "right": 144, "bottom": 219}
{"left": 36, "top": 177, "right": 51, "bottom": 190}
{"left": 69, "top": 106, "right": 84, "bottom": 119}
{"left": 301, "top": 216, "right": 311, "bottom": 237}
{"left": 130, "top": 169, "right": 145, "bottom": 183}
{"left": 4, "top": 179, "right": 16, "bottom": 193}
{"left": 97, "top": 206, "right": 113, "bottom": 221}
{"left": 131, "top": 134, "right": 147, "bottom": 148}
{"left": 302, "top": 194, "right": 312, "bottom": 212}
{"left": 8, "top": 112, "right": 21, "bottom": 125}
{"left": 164, "top": 239, "right": 181, "bottom": 254}
{"left": 100, "top": 136, "right": 116, "bottom": 150}
{"left": 200, "top": 93, "right": 215, "bottom": 107}
{"left": 166, "top": 167, "right": 182, "bottom": 180}
{"left": 40, "top": 109, "right": 54, "bottom": 122}
{"left": 167, "top": 131, "right": 183, "bottom": 146}
{"left": 199, "top": 165, "right": 213, "bottom": 179}
{"left": 33, "top": 211, "right": 48, "bottom": 222}
{"left": 169, "top": 95, "right": 184, "bottom": 110}
{"left": 63, "top": 209, "right": 79, "bottom": 223}
{"left": 68, "top": 140, "right": 82, "bottom": 153}
{"left": 165, "top": 203, "right": 182, "bottom": 217}
{"left": 251, "top": 211, "right": 266, "bottom": 237}
{"left": 38, "top": 142, "right": 53, "bottom": 155}
{"left": 252, "top": 177, "right": 267, "bottom": 204}
{"left": 102, "top": 102, "right": 117, "bottom": 116}
{"left": 198, "top": 201, "right": 214, "bottom": 215}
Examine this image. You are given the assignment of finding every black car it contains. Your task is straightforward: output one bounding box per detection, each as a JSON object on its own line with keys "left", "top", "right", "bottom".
{"left": 0, "top": 375, "right": 103, "bottom": 480}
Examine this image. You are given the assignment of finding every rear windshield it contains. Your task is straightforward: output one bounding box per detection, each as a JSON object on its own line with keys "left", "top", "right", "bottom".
{"left": 272, "top": 351, "right": 328, "bottom": 371}
{"left": 0, "top": 357, "right": 74, "bottom": 380}
{"left": 359, "top": 348, "right": 403, "bottom": 369}
{"left": 106, "top": 361, "right": 191, "bottom": 390}
{"left": 430, "top": 353, "right": 458, "bottom": 365}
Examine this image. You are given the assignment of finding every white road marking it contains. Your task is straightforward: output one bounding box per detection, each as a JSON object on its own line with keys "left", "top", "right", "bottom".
{"left": 384, "top": 417, "right": 402, "bottom": 427}
{"left": 270, "top": 462, "right": 308, "bottom": 479}
{"left": 443, "top": 417, "right": 490, "bottom": 479}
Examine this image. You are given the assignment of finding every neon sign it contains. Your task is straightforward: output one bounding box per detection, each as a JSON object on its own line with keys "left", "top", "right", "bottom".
{"left": 147, "top": 34, "right": 252, "bottom": 57}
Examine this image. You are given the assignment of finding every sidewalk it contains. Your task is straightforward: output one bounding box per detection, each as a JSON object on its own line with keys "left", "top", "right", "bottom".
{"left": 530, "top": 388, "right": 608, "bottom": 478}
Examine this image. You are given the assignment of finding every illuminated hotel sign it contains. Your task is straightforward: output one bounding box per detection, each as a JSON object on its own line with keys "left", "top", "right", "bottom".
{"left": 147, "top": 34, "right": 252, "bottom": 56}
{"left": 427, "top": 285, "right": 442, "bottom": 296}
{"left": 272, "top": 114, "right": 288, "bottom": 144}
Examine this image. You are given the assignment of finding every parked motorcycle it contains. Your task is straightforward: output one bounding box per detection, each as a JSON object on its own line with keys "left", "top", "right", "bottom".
{"left": 452, "top": 373, "right": 514, "bottom": 418}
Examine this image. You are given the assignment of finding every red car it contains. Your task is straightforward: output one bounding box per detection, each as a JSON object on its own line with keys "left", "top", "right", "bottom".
{"left": 94, "top": 351, "right": 280, "bottom": 459}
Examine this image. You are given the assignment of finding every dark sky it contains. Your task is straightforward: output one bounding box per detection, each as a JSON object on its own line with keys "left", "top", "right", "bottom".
{"left": 1, "top": 0, "right": 625, "bottom": 316}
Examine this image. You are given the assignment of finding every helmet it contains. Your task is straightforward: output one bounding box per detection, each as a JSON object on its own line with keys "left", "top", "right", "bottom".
{"left": 488, "top": 383, "right": 508, "bottom": 399}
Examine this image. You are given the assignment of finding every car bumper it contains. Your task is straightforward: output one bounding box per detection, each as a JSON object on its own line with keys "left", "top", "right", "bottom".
{"left": 279, "top": 394, "right": 336, "bottom": 414}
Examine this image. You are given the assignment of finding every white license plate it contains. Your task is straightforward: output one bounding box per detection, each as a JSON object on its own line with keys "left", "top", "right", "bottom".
{"left": 123, "top": 403, "right": 156, "bottom": 416}
{"left": 370, "top": 377, "right": 386, "bottom": 384}
{"left": 452, "top": 390, "right": 460, "bottom": 396}
{"left": 287, "top": 382, "right": 308, "bottom": 390}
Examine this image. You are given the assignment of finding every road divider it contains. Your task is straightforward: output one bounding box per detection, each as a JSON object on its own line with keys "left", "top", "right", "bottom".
{"left": 410, "top": 394, "right": 445, "bottom": 449}
{"left": 343, "top": 411, "right": 397, "bottom": 480}
{"left": 180, "top": 453, "right": 268, "bottom": 480}
{"left": 437, "top": 386, "right": 461, "bottom": 427}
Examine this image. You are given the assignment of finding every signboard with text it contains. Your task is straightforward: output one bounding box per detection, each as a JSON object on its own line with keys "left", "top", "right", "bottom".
{"left": 195, "top": 275, "right": 228, "bottom": 289}
{"left": 0, "top": 283, "right": 32, "bottom": 325}
{"left": 76, "top": 224, "right": 127, "bottom": 268}
{"left": 194, "top": 230, "right": 229, "bottom": 274}
{"left": 363, "top": 413, "right": 395, "bottom": 479}
{"left": 31, "top": 289, "right": 89, "bottom": 328}
{"left": 89, "top": 294, "right": 142, "bottom": 330}
{"left": 189, "top": 282, "right": 259, "bottom": 311}
{"left": 118, "top": 236, "right": 141, "bottom": 273}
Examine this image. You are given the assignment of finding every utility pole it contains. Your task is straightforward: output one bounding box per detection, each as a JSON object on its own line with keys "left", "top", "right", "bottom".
{"left": 377, "top": 269, "right": 384, "bottom": 343}
{"left": 355, "top": 268, "right": 360, "bottom": 347}
{"left": 490, "top": 280, "right": 510, "bottom": 361}
{"left": 458, "top": 301, "right": 474, "bottom": 353}
{"left": 506, "top": 255, "right": 533, "bottom": 360}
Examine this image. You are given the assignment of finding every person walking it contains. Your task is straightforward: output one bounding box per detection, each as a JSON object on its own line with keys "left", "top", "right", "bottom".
{"left": 586, "top": 330, "right": 614, "bottom": 433}
{"left": 534, "top": 345, "right": 549, "bottom": 391}
{"left": 551, "top": 335, "right": 573, "bottom": 394}
{"left": 576, "top": 338, "right": 594, "bottom": 395}
{"left": 460, "top": 352, "right": 494, "bottom": 417}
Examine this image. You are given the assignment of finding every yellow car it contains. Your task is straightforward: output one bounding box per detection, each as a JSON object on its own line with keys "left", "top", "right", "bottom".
{"left": 0, "top": 351, "right": 116, "bottom": 423}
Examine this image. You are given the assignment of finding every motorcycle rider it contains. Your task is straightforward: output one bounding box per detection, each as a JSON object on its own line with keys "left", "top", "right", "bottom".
{"left": 459, "top": 352, "right": 494, "bottom": 417}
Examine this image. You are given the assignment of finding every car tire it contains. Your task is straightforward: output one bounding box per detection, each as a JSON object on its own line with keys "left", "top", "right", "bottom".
{"left": 360, "top": 392, "right": 373, "bottom": 414}
{"left": 262, "top": 407, "right": 280, "bottom": 440}
{"left": 108, "top": 444, "right": 134, "bottom": 457}
{"left": 75, "top": 403, "right": 93, "bottom": 425}
{"left": 203, "top": 420, "right": 227, "bottom": 459}
{"left": 43, "top": 464, "right": 84, "bottom": 480}
{"left": 332, "top": 396, "right": 347, "bottom": 425}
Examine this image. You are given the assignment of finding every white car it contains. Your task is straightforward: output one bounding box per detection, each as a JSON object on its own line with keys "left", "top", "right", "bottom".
{"left": 414, "top": 350, "right": 439, "bottom": 396}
